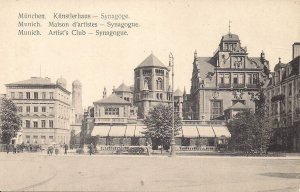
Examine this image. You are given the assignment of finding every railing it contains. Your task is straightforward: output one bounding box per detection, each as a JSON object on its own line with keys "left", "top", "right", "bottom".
{"left": 94, "top": 117, "right": 128, "bottom": 124}
{"left": 232, "top": 84, "right": 245, "bottom": 88}
{"left": 218, "top": 83, "right": 231, "bottom": 88}
{"left": 177, "top": 146, "right": 216, "bottom": 151}
{"left": 246, "top": 84, "right": 258, "bottom": 89}
{"left": 182, "top": 120, "right": 226, "bottom": 125}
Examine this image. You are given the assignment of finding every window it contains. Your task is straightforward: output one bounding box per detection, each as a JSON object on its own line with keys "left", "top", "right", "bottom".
{"left": 105, "top": 108, "right": 119, "bottom": 115}
{"left": 25, "top": 135, "right": 30, "bottom": 143}
{"left": 34, "top": 106, "right": 38, "bottom": 112}
{"left": 18, "top": 106, "right": 23, "bottom": 112}
{"left": 238, "top": 74, "right": 244, "bottom": 84}
{"left": 42, "top": 106, "right": 46, "bottom": 112}
{"left": 41, "top": 120, "right": 46, "bottom": 128}
{"left": 33, "top": 121, "right": 38, "bottom": 128}
{"left": 224, "top": 74, "right": 230, "bottom": 84}
{"left": 233, "top": 74, "right": 238, "bottom": 84}
{"left": 33, "top": 136, "right": 38, "bottom": 144}
{"left": 49, "top": 120, "right": 53, "bottom": 128}
{"left": 49, "top": 136, "right": 54, "bottom": 142}
{"left": 49, "top": 92, "right": 54, "bottom": 99}
{"left": 156, "top": 78, "right": 163, "bottom": 90}
{"left": 219, "top": 74, "right": 224, "bottom": 84}
{"left": 26, "top": 92, "right": 30, "bottom": 99}
{"left": 42, "top": 92, "right": 46, "bottom": 99}
{"left": 41, "top": 136, "right": 46, "bottom": 144}
{"left": 11, "top": 92, "right": 15, "bottom": 99}
{"left": 26, "top": 106, "right": 30, "bottom": 113}
{"left": 288, "top": 83, "right": 292, "bottom": 96}
{"left": 34, "top": 92, "right": 38, "bottom": 99}
{"left": 18, "top": 92, "right": 23, "bottom": 99}
{"left": 26, "top": 120, "right": 30, "bottom": 128}
{"left": 211, "top": 100, "right": 223, "bottom": 119}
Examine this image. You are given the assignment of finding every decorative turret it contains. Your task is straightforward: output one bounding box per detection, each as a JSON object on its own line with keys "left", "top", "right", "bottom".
{"left": 103, "top": 87, "right": 107, "bottom": 98}
{"left": 56, "top": 76, "right": 67, "bottom": 89}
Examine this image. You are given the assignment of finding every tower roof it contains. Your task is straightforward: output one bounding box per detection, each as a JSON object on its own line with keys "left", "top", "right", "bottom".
{"left": 135, "top": 53, "right": 168, "bottom": 70}
{"left": 114, "top": 83, "right": 132, "bottom": 93}
{"left": 93, "top": 94, "right": 131, "bottom": 105}
{"left": 174, "top": 88, "right": 183, "bottom": 97}
{"left": 221, "top": 33, "right": 240, "bottom": 41}
{"left": 72, "top": 80, "right": 82, "bottom": 86}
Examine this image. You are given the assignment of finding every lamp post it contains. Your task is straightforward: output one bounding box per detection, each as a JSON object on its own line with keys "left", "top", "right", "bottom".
{"left": 169, "top": 52, "right": 176, "bottom": 157}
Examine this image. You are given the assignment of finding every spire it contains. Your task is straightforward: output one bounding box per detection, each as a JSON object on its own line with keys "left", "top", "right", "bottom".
{"left": 228, "top": 20, "right": 232, "bottom": 34}
{"left": 260, "top": 50, "right": 265, "bottom": 60}
{"left": 103, "top": 87, "right": 107, "bottom": 98}
{"left": 194, "top": 50, "right": 197, "bottom": 59}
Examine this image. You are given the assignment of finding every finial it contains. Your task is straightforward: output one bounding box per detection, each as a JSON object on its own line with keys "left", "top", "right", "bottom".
{"left": 279, "top": 57, "right": 281, "bottom": 63}
{"left": 229, "top": 20, "right": 232, "bottom": 34}
{"left": 103, "top": 87, "right": 107, "bottom": 98}
{"left": 194, "top": 50, "right": 197, "bottom": 59}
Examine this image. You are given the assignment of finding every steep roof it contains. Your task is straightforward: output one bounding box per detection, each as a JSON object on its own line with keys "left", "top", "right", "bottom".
{"left": 135, "top": 53, "right": 168, "bottom": 69}
{"left": 6, "top": 77, "right": 54, "bottom": 86}
{"left": 93, "top": 94, "right": 131, "bottom": 105}
{"left": 195, "top": 57, "right": 217, "bottom": 87}
{"left": 114, "top": 83, "right": 132, "bottom": 93}
{"left": 221, "top": 33, "right": 240, "bottom": 41}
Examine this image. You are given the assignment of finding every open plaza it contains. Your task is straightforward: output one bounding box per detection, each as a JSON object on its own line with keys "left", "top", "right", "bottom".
{"left": 0, "top": 152, "right": 300, "bottom": 192}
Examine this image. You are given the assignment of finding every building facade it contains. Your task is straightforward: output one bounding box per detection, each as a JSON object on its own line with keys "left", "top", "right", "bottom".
{"left": 5, "top": 77, "right": 71, "bottom": 146}
{"left": 133, "top": 54, "right": 173, "bottom": 118}
{"left": 184, "top": 32, "right": 270, "bottom": 121}
{"left": 265, "top": 43, "right": 300, "bottom": 152}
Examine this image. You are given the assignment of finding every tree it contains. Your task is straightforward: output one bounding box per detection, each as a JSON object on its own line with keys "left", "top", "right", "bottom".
{"left": 143, "top": 104, "right": 182, "bottom": 149}
{"left": 228, "top": 109, "right": 272, "bottom": 154}
{"left": 0, "top": 97, "right": 21, "bottom": 144}
{"left": 229, "top": 83, "right": 272, "bottom": 154}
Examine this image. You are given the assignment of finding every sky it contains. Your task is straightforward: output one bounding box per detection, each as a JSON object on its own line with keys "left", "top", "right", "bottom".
{"left": 0, "top": 0, "right": 299, "bottom": 108}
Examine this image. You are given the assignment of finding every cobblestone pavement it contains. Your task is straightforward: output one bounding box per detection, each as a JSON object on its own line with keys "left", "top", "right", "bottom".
{"left": 0, "top": 152, "right": 299, "bottom": 192}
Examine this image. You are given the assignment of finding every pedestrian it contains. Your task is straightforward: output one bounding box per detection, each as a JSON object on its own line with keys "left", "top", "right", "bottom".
{"left": 89, "top": 143, "right": 93, "bottom": 155}
{"left": 64, "top": 143, "right": 68, "bottom": 155}
{"left": 55, "top": 146, "right": 59, "bottom": 155}
{"left": 13, "top": 142, "right": 17, "bottom": 154}
{"left": 6, "top": 143, "right": 10, "bottom": 154}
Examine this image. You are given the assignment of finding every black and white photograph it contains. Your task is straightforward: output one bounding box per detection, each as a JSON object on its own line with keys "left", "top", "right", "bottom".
{"left": 0, "top": 0, "right": 300, "bottom": 191}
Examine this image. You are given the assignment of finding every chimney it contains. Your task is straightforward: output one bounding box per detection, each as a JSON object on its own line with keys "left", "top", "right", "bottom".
{"left": 293, "top": 42, "right": 300, "bottom": 59}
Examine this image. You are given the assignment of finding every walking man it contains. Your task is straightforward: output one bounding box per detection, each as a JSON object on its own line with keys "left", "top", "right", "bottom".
{"left": 64, "top": 143, "right": 68, "bottom": 155}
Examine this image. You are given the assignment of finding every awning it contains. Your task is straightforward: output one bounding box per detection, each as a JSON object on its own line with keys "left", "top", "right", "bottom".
{"left": 109, "top": 126, "right": 126, "bottom": 137}
{"left": 125, "top": 125, "right": 136, "bottom": 137}
{"left": 197, "top": 126, "right": 215, "bottom": 138}
{"left": 181, "top": 126, "right": 199, "bottom": 138}
{"left": 135, "top": 125, "right": 146, "bottom": 137}
{"left": 212, "top": 125, "right": 231, "bottom": 137}
{"left": 91, "top": 126, "right": 111, "bottom": 137}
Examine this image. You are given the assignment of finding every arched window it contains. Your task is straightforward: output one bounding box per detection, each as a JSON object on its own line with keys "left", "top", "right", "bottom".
{"left": 156, "top": 78, "right": 163, "bottom": 90}
{"left": 144, "top": 77, "right": 151, "bottom": 90}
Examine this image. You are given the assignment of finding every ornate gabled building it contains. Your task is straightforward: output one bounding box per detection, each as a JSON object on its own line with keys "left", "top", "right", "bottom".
{"left": 264, "top": 42, "right": 300, "bottom": 152}
{"left": 133, "top": 53, "right": 173, "bottom": 118}
{"left": 185, "top": 32, "right": 270, "bottom": 121}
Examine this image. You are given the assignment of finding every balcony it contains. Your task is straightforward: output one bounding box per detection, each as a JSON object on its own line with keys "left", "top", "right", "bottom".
{"left": 232, "top": 84, "right": 245, "bottom": 88}
{"left": 218, "top": 83, "right": 231, "bottom": 88}
{"left": 182, "top": 120, "right": 226, "bottom": 125}
{"left": 246, "top": 84, "right": 258, "bottom": 89}
{"left": 94, "top": 117, "right": 128, "bottom": 124}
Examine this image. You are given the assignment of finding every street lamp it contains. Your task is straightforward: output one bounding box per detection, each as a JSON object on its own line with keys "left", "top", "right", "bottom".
{"left": 169, "top": 52, "right": 176, "bottom": 157}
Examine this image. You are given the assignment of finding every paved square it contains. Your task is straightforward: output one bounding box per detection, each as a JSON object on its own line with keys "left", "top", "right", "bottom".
{"left": 0, "top": 153, "right": 299, "bottom": 191}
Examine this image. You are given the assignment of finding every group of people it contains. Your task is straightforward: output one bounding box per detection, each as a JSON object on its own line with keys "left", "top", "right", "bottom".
{"left": 47, "top": 143, "right": 69, "bottom": 155}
